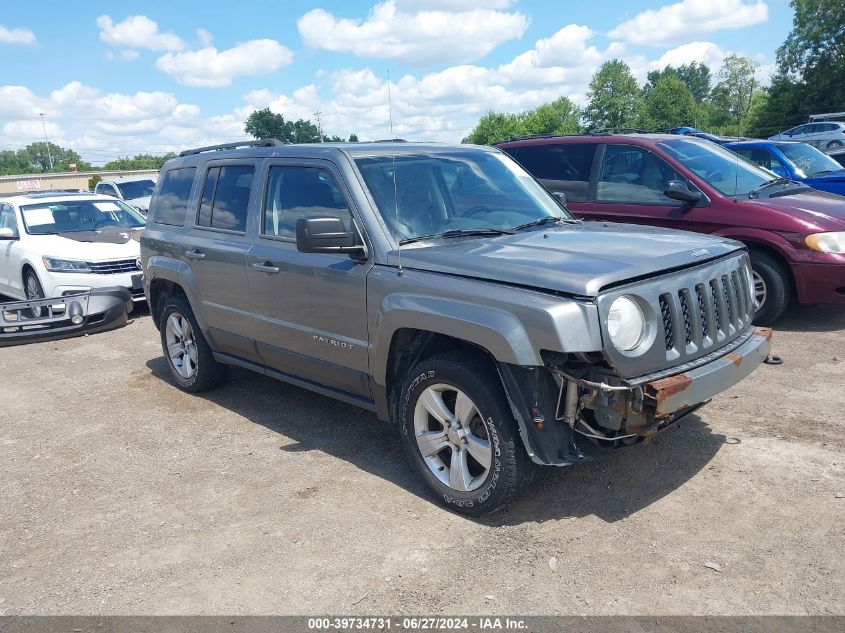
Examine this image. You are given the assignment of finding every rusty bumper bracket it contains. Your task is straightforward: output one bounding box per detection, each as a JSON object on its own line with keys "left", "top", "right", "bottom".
{"left": 645, "top": 327, "right": 773, "bottom": 417}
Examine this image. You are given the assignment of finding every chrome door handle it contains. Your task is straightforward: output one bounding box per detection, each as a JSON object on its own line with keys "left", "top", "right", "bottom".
{"left": 252, "top": 262, "right": 280, "bottom": 274}
{"left": 184, "top": 249, "right": 206, "bottom": 260}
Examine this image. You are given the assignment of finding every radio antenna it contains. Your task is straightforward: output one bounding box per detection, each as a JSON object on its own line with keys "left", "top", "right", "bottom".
{"left": 388, "top": 69, "right": 403, "bottom": 275}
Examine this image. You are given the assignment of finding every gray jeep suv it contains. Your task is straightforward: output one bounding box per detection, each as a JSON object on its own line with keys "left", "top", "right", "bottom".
{"left": 141, "top": 139, "right": 772, "bottom": 515}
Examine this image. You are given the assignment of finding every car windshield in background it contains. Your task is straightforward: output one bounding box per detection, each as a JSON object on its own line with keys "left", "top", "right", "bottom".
{"left": 116, "top": 179, "right": 155, "bottom": 199}
{"left": 658, "top": 138, "right": 773, "bottom": 196}
{"left": 776, "top": 143, "right": 843, "bottom": 177}
{"left": 20, "top": 199, "right": 146, "bottom": 235}
{"left": 354, "top": 150, "right": 568, "bottom": 243}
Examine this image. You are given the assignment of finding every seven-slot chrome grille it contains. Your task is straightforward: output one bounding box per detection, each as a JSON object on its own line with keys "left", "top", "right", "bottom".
{"left": 658, "top": 262, "right": 754, "bottom": 355}
{"left": 87, "top": 259, "right": 140, "bottom": 274}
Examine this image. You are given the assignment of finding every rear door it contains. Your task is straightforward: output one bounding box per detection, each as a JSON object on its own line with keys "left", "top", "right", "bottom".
{"left": 182, "top": 159, "right": 261, "bottom": 361}
{"left": 245, "top": 159, "right": 373, "bottom": 399}
{"left": 576, "top": 144, "right": 698, "bottom": 231}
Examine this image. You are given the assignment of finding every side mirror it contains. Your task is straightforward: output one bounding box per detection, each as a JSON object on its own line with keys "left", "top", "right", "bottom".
{"left": 552, "top": 191, "right": 567, "bottom": 207}
{"left": 664, "top": 180, "right": 702, "bottom": 205}
{"left": 0, "top": 227, "right": 18, "bottom": 240}
{"left": 296, "top": 217, "right": 365, "bottom": 257}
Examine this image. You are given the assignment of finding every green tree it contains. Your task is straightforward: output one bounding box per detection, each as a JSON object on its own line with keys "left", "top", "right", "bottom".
{"left": 676, "top": 62, "right": 712, "bottom": 102}
{"left": 583, "top": 60, "right": 642, "bottom": 130}
{"left": 520, "top": 97, "right": 581, "bottom": 136}
{"left": 643, "top": 67, "right": 679, "bottom": 96}
{"left": 642, "top": 76, "right": 698, "bottom": 129}
{"left": 741, "top": 91, "right": 772, "bottom": 137}
{"left": 244, "top": 108, "right": 322, "bottom": 143}
{"left": 348, "top": 133, "right": 359, "bottom": 142}
{"left": 462, "top": 111, "right": 522, "bottom": 145}
{"left": 103, "top": 153, "right": 176, "bottom": 171}
{"left": 712, "top": 54, "right": 759, "bottom": 122}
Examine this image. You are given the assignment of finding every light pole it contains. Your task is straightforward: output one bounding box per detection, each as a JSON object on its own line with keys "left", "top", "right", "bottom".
{"left": 314, "top": 111, "right": 324, "bottom": 142}
{"left": 38, "top": 113, "right": 53, "bottom": 171}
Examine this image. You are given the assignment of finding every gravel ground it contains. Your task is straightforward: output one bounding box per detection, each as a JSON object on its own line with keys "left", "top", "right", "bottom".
{"left": 1, "top": 303, "right": 843, "bottom": 615}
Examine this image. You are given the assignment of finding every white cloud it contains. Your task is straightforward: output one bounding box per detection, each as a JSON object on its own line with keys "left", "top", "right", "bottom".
{"left": 608, "top": 0, "right": 768, "bottom": 47}
{"left": 0, "top": 25, "right": 36, "bottom": 45}
{"left": 96, "top": 15, "right": 185, "bottom": 52}
{"left": 156, "top": 39, "right": 293, "bottom": 87}
{"left": 297, "top": 0, "right": 528, "bottom": 65}
{"left": 197, "top": 28, "right": 214, "bottom": 47}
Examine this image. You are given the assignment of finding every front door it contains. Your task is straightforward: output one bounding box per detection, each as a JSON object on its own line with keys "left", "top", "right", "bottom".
{"left": 578, "top": 144, "right": 696, "bottom": 231}
{"left": 0, "top": 204, "right": 21, "bottom": 294}
{"left": 182, "top": 160, "right": 260, "bottom": 361}
{"left": 245, "top": 160, "right": 372, "bottom": 399}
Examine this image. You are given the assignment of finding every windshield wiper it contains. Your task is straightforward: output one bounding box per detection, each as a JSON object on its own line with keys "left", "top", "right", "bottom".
{"left": 511, "top": 216, "right": 577, "bottom": 231}
{"left": 809, "top": 170, "right": 834, "bottom": 176}
{"left": 748, "top": 177, "right": 793, "bottom": 199}
{"left": 398, "top": 227, "right": 514, "bottom": 246}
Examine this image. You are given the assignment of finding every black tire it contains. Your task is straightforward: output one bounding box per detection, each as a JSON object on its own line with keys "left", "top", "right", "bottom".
{"left": 159, "top": 295, "right": 228, "bottom": 392}
{"left": 23, "top": 268, "right": 45, "bottom": 317}
{"left": 749, "top": 250, "right": 791, "bottom": 325}
{"left": 827, "top": 140, "right": 843, "bottom": 150}
{"left": 398, "top": 351, "right": 532, "bottom": 516}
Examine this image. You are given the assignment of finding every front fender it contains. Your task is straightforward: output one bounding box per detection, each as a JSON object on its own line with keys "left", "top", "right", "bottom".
{"left": 371, "top": 293, "right": 540, "bottom": 385}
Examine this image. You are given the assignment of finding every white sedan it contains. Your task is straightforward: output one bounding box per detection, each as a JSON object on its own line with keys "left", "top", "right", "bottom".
{"left": 0, "top": 192, "right": 146, "bottom": 304}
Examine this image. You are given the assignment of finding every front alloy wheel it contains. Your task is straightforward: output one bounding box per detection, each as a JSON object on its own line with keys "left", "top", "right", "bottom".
{"left": 752, "top": 269, "right": 768, "bottom": 310}
{"left": 414, "top": 384, "right": 492, "bottom": 492}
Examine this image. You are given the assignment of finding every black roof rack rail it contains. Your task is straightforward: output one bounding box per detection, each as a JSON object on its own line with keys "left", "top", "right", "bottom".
{"left": 178, "top": 138, "right": 285, "bottom": 157}
{"left": 585, "top": 127, "right": 653, "bottom": 135}
{"left": 370, "top": 138, "right": 407, "bottom": 143}
{"left": 496, "top": 133, "right": 578, "bottom": 144}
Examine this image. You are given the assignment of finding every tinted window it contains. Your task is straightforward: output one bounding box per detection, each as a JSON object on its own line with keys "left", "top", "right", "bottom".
{"left": 789, "top": 125, "right": 809, "bottom": 136}
{"left": 733, "top": 148, "right": 786, "bottom": 173}
{"left": 116, "top": 179, "right": 155, "bottom": 199}
{"left": 196, "top": 165, "right": 254, "bottom": 232}
{"left": 596, "top": 145, "right": 684, "bottom": 205}
{"left": 152, "top": 167, "right": 196, "bottom": 226}
{"left": 503, "top": 144, "right": 596, "bottom": 202}
{"left": 263, "top": 166, "right": 351, "bottom": 239}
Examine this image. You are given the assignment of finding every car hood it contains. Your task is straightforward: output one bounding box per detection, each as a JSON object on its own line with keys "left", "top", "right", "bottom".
{"left": 751, "top": 187, "right": 845, "bottom": 230}
{"left": 392, "top": 222, "right": 744, "bottom": 297}
{"left": 125, "top": 195, "right": 151, "bottom": 211}
{"left": 32, "top": 228, "right": 142, "bottom": 260}
{"left": 805, "top": 169, "right": 845, "bottom": 184}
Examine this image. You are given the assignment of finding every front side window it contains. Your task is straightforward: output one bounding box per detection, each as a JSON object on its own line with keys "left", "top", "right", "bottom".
{"left": 734, "top": 148, "right": 787, "bottom": 174}
{"left": 0, "top": 204, "right": 19, "bottom": 236}
{"left": 354, "top": 150, "right": 568, "bottom": 243}
{"left": 595, "top": 145, "right": 685, "bottom": 204}
{"left": 503, "top": 144, "right": 596, "bottom": 202}
{"left": 777, "top": 142, "right": 842, "bottom": 177}
{"left": 152, "top": 167, "right": 196, "bottom": 226}
{"left": 20, "top": 199, "right": 145, "bottom": 235}
{"left": 658, "top": 138, "right": 772, "bottom": 196}
{"left": 196, "top": 165, "right": 254, "bottom": 233}
{"left": 262, "top": 166, "right": 352, "bottom": 239}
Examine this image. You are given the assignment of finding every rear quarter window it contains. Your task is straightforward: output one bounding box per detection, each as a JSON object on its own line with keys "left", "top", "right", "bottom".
{"left": 151, "top": 167, "right": 196, "bottom": 226}
{"left": 502, "top": 143, "right": 596, "bottom": 202}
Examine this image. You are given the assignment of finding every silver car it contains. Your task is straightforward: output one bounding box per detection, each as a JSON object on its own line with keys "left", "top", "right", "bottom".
{"left": 769, "top": 121, "right": 845, "bottom": 152}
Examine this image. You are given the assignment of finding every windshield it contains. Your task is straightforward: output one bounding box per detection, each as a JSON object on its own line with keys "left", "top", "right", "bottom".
{"left": 353, "top": 150, "right": 569, "bottom": 243}
{"left": 658, "top": 138, "right": 774, "bottom": 196}
{"left": 776, "top": 143, "right": 842, "bottom": 177}
{"left": 116, "top": 179, "right": 155, "bottom": 200}
{"left": 21, "top": 199, "right": 145, "bottom": 235}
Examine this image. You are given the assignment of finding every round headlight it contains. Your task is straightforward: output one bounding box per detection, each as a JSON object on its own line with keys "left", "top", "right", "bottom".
{"left": 607, "top": 296, "right": 646, "bottom": 351}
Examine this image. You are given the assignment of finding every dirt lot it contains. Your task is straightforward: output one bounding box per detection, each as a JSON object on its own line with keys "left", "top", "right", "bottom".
{"left": 1, "top": 303, "right": 843, "bottom": 615}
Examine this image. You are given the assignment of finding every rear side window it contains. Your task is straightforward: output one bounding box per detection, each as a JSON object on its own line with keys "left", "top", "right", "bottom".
{"left": 196, "top": 165, "right": 254, "bottom": 233}
{"left": 502, "top": 144, "right": 596, "bottom": 202}
{"left": 152, "top": 167, "right": 196, "bottom": 226}
{"left": 262, "top": 166, "right": 351, "bottom": 239}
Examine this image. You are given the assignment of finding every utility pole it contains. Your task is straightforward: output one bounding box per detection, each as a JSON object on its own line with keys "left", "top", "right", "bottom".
{"left": 38, "top": 113, "right": 53, "bottom": 171}
{"left": 313, "top": 111, "right": 324, "bottom": 142}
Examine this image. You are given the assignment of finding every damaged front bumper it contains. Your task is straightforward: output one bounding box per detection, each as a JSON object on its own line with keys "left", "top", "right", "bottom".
{"left": 0, "top": 287, "right": 132, "bottom": 347}
{"left": 498, "top": 326, "right": 773, "bottom": 466}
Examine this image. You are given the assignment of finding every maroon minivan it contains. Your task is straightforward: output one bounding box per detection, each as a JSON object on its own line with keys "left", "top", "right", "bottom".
{"left": 496, "top": 134, "right": 845, "bottom": 323}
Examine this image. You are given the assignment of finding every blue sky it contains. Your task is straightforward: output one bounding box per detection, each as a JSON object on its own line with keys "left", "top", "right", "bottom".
{"left": 0, "top": 0, "right": 793, "bottom": 165}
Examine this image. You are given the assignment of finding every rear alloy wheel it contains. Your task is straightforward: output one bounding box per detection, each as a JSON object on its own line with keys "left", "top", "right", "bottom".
{"left": 827, "top": 140, "right": 843, "bottom": 150}
{"left": 159, "top": 296, "right": 227, "bottom": 392}
{"left": 24, "top": 269, "right": 45, "bottom": 317}
{"left": 399, "top": 351, "right": 532, "bottom": 516}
